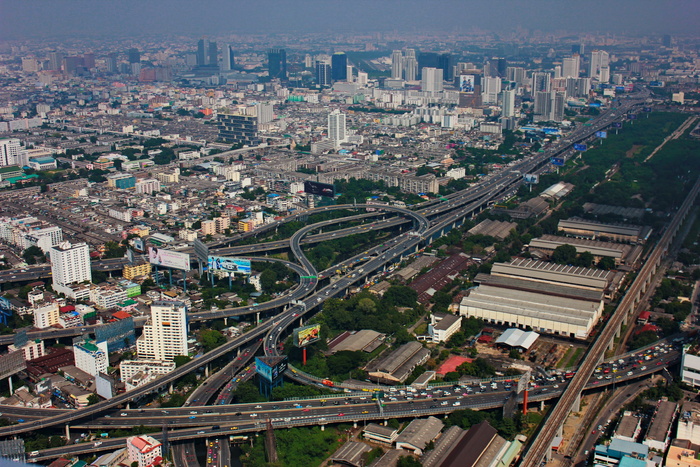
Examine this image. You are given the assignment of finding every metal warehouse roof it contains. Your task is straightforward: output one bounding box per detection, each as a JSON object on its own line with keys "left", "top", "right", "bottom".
{"left": 495, "top": 328, "right": 540, "bottom": 350}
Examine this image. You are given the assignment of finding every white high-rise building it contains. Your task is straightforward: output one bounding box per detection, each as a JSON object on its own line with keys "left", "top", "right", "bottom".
{"left": 589, "top": 50, "right": 610, "bottom": 81}
{"left": 222, "top": 44, "right": 235, "bottom": 71}
{"left": 562, "top": 56, "right": 580, "bottom": 78}
{"left": 74, "top": 338, "right": 109, "bottom": 377}
{"left": 404, "top": 49, "right": 417, "bottom": 82}
{"left": 501, "top": 89, "right": 516, "bottom": 118}
{"left": 50, "top": 241, "right": 91, "bottom": 297}
{"left": 482, "top": 76, "right": 502, "bottom": 104}
{"left": 421, "top": 67, "right": 443, "bottom": 93}
{"left": 328, "top": 109, "right": 347, "bottom": 147}
{"left": 357, "top": 71, "right": 368, "bottom": 86}
{"left": 391, "top": 50, "right": 403, "bottom": 79}
{"left": 0, "top": 139, "right": 21, "bottom": 167}
{"left": 136, "top": 301, "right": 188, "bottom": 361}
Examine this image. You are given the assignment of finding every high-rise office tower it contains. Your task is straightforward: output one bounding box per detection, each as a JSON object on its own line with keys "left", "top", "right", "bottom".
{"left": 304, "top": 54, "right": 313, "bottom": 68}
{"left": 566, "top": 77, "right": 591, "bottom": 98}
{"left": 218, "top": 106, "right": 262, "bottom": 146}
{"left": 550, "top": 91, "right": 566, "bottom": 122}
{"left": 47, "top": 51, "right": 64, "bottom": 71}
{"left": 531, "top": 72, "right": 551, "bottom": 93}
{"left": 554, "top": 65, "right": 562, "bottom": 80}
{"left": 50, "top": 241, "right": 91, "bottom": 297}
{"left": 562, "top": 56, "right": 580, "bottom": 78}
{"left": 0, "top": 138, "right": 21, "bottom": 167}
{"left": 196, "top": 39, "right": 207, "bottom": 66}
{"left": 268, "top": 49, "right": 287, "bottom": 80}
{"left": 331, "top": 52, "right": 348, "bottom": 81}
{"left": 589, "top": 50, "right": 609, "bottom": 81}
{"left": 506, "top": 67, "right": 526, "bottom": 87}
{"left": 533, "top": 91, "right": 552, "bottom": 122}
{"left": 357, "top": 71, "right": 368, "bottom": 86}
{"left": 417, "top": 52, "right": 439, "bottom": 79}
{"left": 496, "top": 58, "right": 507, "bottom": 78}
{"left": 136, "top": 301, "right": 188, "bottom": 361}
{"left": 391, "top": 50, "right": 403, "bottom": 79}
{"left": 662, "top": 35, "right": 672, "bottom": 47}
{"left": 316, "top": 61, "right": 332, "bottom": 86}
{"left": 208, "top": 41, "right": 218, "bottom": 66}
{"left": 438, "top": 54, "right": 453, "bottom": 81}
{"left": 328, "top": 109, "right": 347, "bottom": 147}
{"left": 222, "top": 45, "right": 235, "bottom": 71}
{"left": 482, "top": 76, "right": 502, "bottom": 104}
{"left": 106, "top": 53, "right": 118, "bottom": 73}
{"left": 501, "top": 89, "right": 516, "bottom": 118}
{"left": 421, "top": 67, "right": 443, "bottom": 92}
{"left": 599, "top": 66, "right": 610, "bottom": 84}
{"left": 403, "top": 49, "right": 417, "bottom": 81}
{"left": 127, "top": 48, "right": 140, "bottom": 64}
{"left": 572, "top": 44, "right": 585, "bottom": 55}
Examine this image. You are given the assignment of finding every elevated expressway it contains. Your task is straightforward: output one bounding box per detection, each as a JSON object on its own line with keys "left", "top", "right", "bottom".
{"left": 521, "top": 175, "right": 700, "bottom": 467}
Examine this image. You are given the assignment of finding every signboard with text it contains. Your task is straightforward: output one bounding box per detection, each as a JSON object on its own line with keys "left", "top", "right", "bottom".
{"left": 293, "top": 324, "right": 321, "bottom": 348}
{"left": 573, "top": 143, "right": 587, "bottom": 151}
{"left": 147, "top": 247, "right": 191, "bottom": 271}
{"left": 207, "top": 256, "right": 252, "bottom": 274}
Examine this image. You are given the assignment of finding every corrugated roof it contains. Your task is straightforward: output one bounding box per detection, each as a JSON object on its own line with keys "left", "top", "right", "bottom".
{"left": 495, "top": 328, "right": 539, "bottom": 350}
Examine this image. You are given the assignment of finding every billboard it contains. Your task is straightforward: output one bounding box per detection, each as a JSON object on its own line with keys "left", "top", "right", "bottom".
{"left": 612, "top": 122, "right": 622, "bottom": 128}
{"left": 643, "top": 107, "right": 652, "bottom": 112}
{"left": 207, "top": 256, "right": 252, "bottom": 274}
{"left": 573, "top": 143, "right": 587, "bottom": 151}
{"left": 550, "top": 157, "right": 565, "bottom": 167}
{"left": 628, "top": 113, "right": 637, "bottom": 120}
{"left": 255, "top": 356, "right": 288, "bottom": 383}
{"left": 304, "top": 181, "right": 335, "bottom": 197}
{"left": 147, "top": 247, "right": 191, "bottom": 271}
{"left": 293, "top": 324, "right": 321, "bottom": 347}
{"left": 595, "top": 131, "right": 607, "bottom": 138}
{"left": 523, "top": 174, "right": 539, "bottom": 184}
{"left": 459, "top": 74, "right": 475, "bottom": 94}
{"left": 133, "top": 238, "right": 145, "bottom": 253}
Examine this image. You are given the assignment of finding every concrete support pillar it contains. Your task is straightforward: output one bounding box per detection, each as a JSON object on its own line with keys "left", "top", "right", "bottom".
{"left": 169, "top": 383, "right": 174, "bottom": 394}
{"left": 126, "top": 402, "right": 130, "bottom": 410}
{"left": 256, "top": 312, "right": 260, "bottom": 324}
{"left": 557, "top": 425, "right": 563, "bottom": 438}
{"left": 7, "top": 376, "right": 12, "bottom": 396}
{"left": 237, "top": 348, "right": 241, "bottom": 357}
{"left": 320, "top": 425, "right": 325, "bottom": 431}
{"left": 384, "top": 420, "right": 388, "bottom": 426}
{"left": 224, "top": 317, "right": 227, "bottom": 326}
{"left": 65, "top": 424, "right": 70, "bottom": 440}
{"left": 540, "top": 400, "right": 545, "bottom": 411}
{"left": 353, "top": 421, "right": 357, "bottom": 429}
{"left": 572, "top": 394, "right": 581, "bottom": 413}
{"left": 205, "top": 365, "right": 210, "bottom": 378}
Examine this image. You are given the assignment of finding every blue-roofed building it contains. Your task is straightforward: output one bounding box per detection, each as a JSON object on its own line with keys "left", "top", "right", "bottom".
{"left": 27, "top": 156, "right": 57, "bottom": 171}
{"left": 618, "top": 456, "right": 646, "bottom": 467}
{"left": 594, "top": 438, "right": 648, "bottom": 465}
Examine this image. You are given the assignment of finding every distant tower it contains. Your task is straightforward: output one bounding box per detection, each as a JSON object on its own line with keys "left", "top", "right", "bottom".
{"left": 589, "top": 50, "right": 609, "bottom": 81}
{"left": 222, "top": 45, "right": 235, "bottom": 71}
{"left": 106, "top": 53, "right": 118, "bottom": 73}
{"left": 391, "top": 50, "right": 403, "bottom": 79}
{"left": 208, "top": 41, "right": 218, "bottom": 66}
{"left": 315, "top": 60, "right": 332, "bottom": 86}
{"left": 562, "top": 56, "right": 580, "bottom": 78}
{"left": 531, "top": 72, "right": 551, "bottom": 93}
{"left": 50, "top": 241, "right": 91, "bottom": 297}
{"left": 662, "top": 34, "right": 672, "bottom": 47}
{"left": 47, "top": 51, "right": 64, "bottom": 71}
{"left": 403, "top": 49, "right": 417, "bottom": 81}
{"left": 331, "top": 52, "right": 347, "bottom": 81}
{"left": 328, "top": 109, "right": 347, "bottom": 147}
{"left": 127, "top": 48, "right": 140, "bottom": 64}
{"left": 268, "top": 48, "right": 287, "bottom": 80}
{"left": 438, "top": 53, "right": 453, "bottom": 81}
{"left": 196, "top": 39, "right": 207, "bottom": 66}
{"left": 501, "top": 89, "right": 516, "bottom": 118}
{"left": 421, "top": 67, "right": 443, "bottom": 92}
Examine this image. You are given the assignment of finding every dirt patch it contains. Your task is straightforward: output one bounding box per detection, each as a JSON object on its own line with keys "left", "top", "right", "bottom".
{"left": 625, "top": 145, "right": 644, "bottom": 158}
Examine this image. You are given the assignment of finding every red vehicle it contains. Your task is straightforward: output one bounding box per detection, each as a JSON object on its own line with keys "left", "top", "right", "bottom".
{"left": 322, "top": 379, "right": 334, "bottom": 387}
{"left": 564, "top": 372, "right": 575, "bottom": 379}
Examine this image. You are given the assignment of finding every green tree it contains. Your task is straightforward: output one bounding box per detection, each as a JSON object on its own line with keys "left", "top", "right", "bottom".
{"left": 173, "top": 355, "right": 191, "bottom": 368}
{"left": 198, "top": 329, "right": 226, "bottom": 352}
{"left": 87, "top": 393, "right": 100, "bottom": 406}
{"left": 551, "top": 244, "right": 578, "bottom": 265}
{"left": 397, "top": 456, "right": 422, "bottom": 467}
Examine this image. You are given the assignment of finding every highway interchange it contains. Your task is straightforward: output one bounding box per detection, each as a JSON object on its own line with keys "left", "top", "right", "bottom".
{"left": 0, "top": 87, "right": 663, "bottom": 463}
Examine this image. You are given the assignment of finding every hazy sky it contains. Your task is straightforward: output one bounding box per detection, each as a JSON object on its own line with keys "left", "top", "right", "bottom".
{"left": 1, "top": 0, "right": 698, "bottom": 40}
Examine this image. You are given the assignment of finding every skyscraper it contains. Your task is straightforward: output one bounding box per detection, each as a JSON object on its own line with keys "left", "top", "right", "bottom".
{"left": 589, "top": 50, "right": 609, "bottom": 81}
{"left": 47, "top": 51, "right": 64, "bottom": 71}
{"left": 316, "top": 60, "right": 332, "bottom": 86}
{"left": 328, "top": 109, "right": 347, "bottom": 147}
{"left": 662, "top": 35, "right": 672, "bottom": 47}
{"left": 501, "top": 89, "right": 516, "bottom": 118}
{"left": 391, "top": 50, "right": 403, "bottom": 79}
{"left": 331, "top": 52, "right": 348, "bottom": 82}
{"left": 208, "top": 41, "right": 218, "bottom": 66}
{"left": 438, "top": 53, "right": 453, "bottom": 81}
{"left": 127, "top": 48, "right": 140, "bottom": 64}
{"left": 482, "top": 76, "right": 502, "bottom": 104}
{"left": 421, "top": 67, "right": 443, "bottom": 92}
{"left": 50, "top": 241, "right": 91, "bottom": 297}
{"left": 136, "top": 301, "right": 188, "bottom": 361}
{"left": 562, "top": 56, "right": 580, "bottom": 78}
{"left": 531, "top": 72, "right": 551, "bottom": 93}
{"left": 506, "top": 67, "right": 526, "bottom": 86}
{"left": 196, "top": 39, "right": 207, "bottom": 66}
{"left": 106, "top": 53, "right": 118, "bottom": 73}
{"left": 222, "top": 45, "right": 235, "bottom": 71}
{"left": 403, "top": 49, "right": 418, "bottom": 81}
{"left": 268, "top": 48, "right": 287, "bottom": 80}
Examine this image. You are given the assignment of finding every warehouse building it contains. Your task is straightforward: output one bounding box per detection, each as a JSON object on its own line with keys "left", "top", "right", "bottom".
{"left": 528, "top": 235, "right": 643, "bottom": 266}
{"left": 395, "top": 416, "right": 444, "bottom": 455}
{"left": 327, "top": 330, "right": 384, "bottom": 354}
{"left": 557, "top": 217, "right": 651, "bottom": 244}
{"left": 366, "top": 341, "right": 430, "bottom": 384}
{"left": 491, "top": 258, "right": 618, "bottom": 296}
{"left": 643, "top": 400, "right": 678, "bottom": 452}
{"left": 468, "top": 219, "right": 518, "bottom": 241}
{"left": 459, "top": 276, "right": 603, "bottom": 338}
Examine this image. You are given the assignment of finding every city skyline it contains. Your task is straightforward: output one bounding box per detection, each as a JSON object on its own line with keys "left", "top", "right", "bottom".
{"left": 1, "top": 0, "right": 699, "bottom": 40}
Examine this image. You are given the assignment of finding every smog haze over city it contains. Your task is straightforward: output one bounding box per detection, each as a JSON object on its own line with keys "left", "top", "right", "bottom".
{"left": 0, "top": 0, "right": 699, "bottom": 466}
